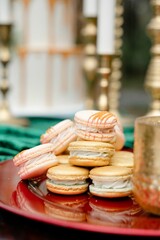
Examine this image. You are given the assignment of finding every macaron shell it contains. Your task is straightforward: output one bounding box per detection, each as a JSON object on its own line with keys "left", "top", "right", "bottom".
{"left": 68, "top": 141, "right": 115, "bottom": 152}
{"left": 52, "top": 131, "right": 77, "bottom": 155}
{"left": 75, "top": 129, "right": 116, "bottom": 143}
{"left": 18, "top": 153, "right": 58, "bottom": 180}
{"left": 40, "top": 119, "right": 77, "bottom": 155}
{"left": 46, "top": 180, "right": 89, "bottom": 195}
{"left": 110, "top": 150, "right": 134, "bottom": 168}
{"left": 13, "top": 143, "right": 55, "bottom": 166}
{"left": 89, "top": 166, "right": 132, "bottom": 179}
{"left": 56, "top": 155, "right": 70, "bottom": 164}
{"left": 69, "top": 157, "right": 110, "bottom": 167}
{"left": 47, "top": 164, "right": 89, "bottom": 180}
{"left": 40, "top": 119, "right": 74, "bottom": 144}
{"left": 114, "top": 124, "right": 125, "bottom": 150}
{"left": 74, "top": 110, "right": 117, "bottom": 129}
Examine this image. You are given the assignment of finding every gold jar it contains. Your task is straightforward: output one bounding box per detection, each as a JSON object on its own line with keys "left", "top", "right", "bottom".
{"left": 133, "top": 116, "right": 160, "bottom": 216}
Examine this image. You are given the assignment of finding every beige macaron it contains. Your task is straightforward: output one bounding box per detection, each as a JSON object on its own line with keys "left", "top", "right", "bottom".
{"left": 110, "top": 150, "right": 134, "bottom": 169}
{"left": 56, "top": 155, "right": 70, "bottom": 165}
{"left": 68, "top": 141, "right": 115, "bottom": 167}
{"left": 89, "top": 166, "right": 133, "bottom": 198}
{"left": 46, "top": 164, "right": 89, "bottom": 195}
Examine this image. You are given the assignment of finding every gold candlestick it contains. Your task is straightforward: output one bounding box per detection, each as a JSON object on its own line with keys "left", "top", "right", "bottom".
{"left": 109, "top": 0, "right": 134, "bottom": 127}
{"left": 95, "top": 54, "right": 112, "bottom": 111}
{"left": 0, "top": 23, "right": 29, "bottom": 126}
{"left": 144, "top": 0, "right": 160, "bottom": 116}
{"left": 81, "top": 17, "right": 98, "bottom": 109}
{"left": 109, "top": 0, "right": 123, "bottom": 118}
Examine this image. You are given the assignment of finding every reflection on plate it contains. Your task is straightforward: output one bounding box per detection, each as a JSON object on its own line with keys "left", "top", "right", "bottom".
{"left": 1, "top": 160, "right": 160, "bottom": 237}
{"left": 87, "top": 196, "right": 142, "bottom": 228}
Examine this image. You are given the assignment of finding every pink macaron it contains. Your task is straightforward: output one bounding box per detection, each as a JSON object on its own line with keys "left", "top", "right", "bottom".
{"left": 40, "top": 119, "right": 77, "bottom": 155}
{"left": 13, "top": 143, "right": 58, "bottom": 180}
{"left": 74, "top": 110, "right": 125, "bottom": 150}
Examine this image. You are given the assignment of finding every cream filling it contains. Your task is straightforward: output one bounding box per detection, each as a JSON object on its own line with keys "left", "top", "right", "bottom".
{"left": 90, "top": 178, "right": 132, "bottom": 192}
{"left": 70, "top": 151, "right": 110, "bottom": 158}
{"left": 47, "top": 179, "right": 88, "bottom": 186}
{"left": 76, "top": 123, "right": 114, "bottom": 133}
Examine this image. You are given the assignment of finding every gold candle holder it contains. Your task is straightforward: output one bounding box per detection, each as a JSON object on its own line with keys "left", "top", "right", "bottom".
{"left": 95, "top": 54, "right": 112, "bottom": 111}
{"left": 109, "top": 0, "right": 123, "bottom": 118}
{"left": 109, "top": 0, "right": 134, "bottom": 127}
{"left": 81, "top": 17, "right": 98, "bottom": 109}
{"left": 144, "top": 0, "right": 160, "bottom": 116}
{"left": 0, "top": 23, "right": 29, "bottom": 126}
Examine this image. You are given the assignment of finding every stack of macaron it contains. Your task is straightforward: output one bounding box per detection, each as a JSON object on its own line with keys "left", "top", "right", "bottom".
{"left": 66, "top": 110, "right": 133, "bottom": 198}
{"left": 12, "top": 109, "right": 134, "bottom": 198}
{"left": 68, "top": 110, "right": 125, "bottom": 168}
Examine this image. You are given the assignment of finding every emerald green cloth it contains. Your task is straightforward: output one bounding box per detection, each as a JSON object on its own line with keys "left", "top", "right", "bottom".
{"left": 0, "top": 117, "right": 63, "bottom": 162}
{"left": 123, "top": 126, "right": 134, "bottom": 149}
{"left": 0, "top": 117, "right": 134, "bottom": 162}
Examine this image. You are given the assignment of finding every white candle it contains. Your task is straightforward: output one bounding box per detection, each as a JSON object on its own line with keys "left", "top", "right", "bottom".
{"left": 82, "top": 0, "right": 97, "bottom": 17}
{"left": 0, "top": 0, "right": 12, "bottom": 23}
{"left": 97, "top": 0, "right": 116, "bottom": 55}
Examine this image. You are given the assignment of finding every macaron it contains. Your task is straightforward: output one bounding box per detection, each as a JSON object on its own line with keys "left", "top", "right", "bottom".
{"left": 68, "top": 141, "right": 115, "bottom": 167}
{"left": 74, "top": 110, "right": 125, "bottom": 150}
{"left": 110, "top": 150, "right": 134, "bottom": 169}
{"left": 114, "top": 122, "right": 125, "bottom": 150}
{"left": 40, "top": 119, "right": 77, "bottom": 155}
{"left": 56, "top": 154, "right": 70, "bottom": 165}
{"left": 87, "top": 196, "right": 142, "bottom": 227}
{"left": 46, "top": 164, "right": 89, "bottom": 195}
{"left": 89, "top": 166, "right": 133, "bottom": 198}
{"left": 13, "top": 143, "right": 58, "bottom": 180}
{"left": 44, "top": 193, "right": 88, "bottom": 222}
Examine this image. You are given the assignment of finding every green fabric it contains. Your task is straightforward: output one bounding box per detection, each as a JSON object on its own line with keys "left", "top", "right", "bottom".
{"left": 0, "top": 117, "right": 63, "bottom": 162}
{"left": 0, "top": 117, "right": 134, "bottom": 162}
{"left": 123, "top": 126, "right": 134, "bottom": 149}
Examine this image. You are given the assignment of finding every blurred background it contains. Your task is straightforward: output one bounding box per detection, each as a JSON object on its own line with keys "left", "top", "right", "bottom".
{"left": 121, "top": 0, "right": 151, "bottom": 117}
{"left": 0, "top": 0, "right": 152, "bottom": 121}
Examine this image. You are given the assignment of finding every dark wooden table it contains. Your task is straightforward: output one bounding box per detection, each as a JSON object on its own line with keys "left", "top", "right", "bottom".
{"left": 0, "top": 208, "right": 159, "bottom": 240}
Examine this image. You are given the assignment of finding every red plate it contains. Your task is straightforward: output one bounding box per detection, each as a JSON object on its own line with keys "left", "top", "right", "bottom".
{"left": 0, "top": 160, "right": 160, "bottom": 237}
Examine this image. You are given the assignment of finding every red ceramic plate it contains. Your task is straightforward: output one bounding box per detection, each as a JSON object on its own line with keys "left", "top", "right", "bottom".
{"left": 0, "top": 160, "right": 160, "bottom": 237}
